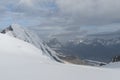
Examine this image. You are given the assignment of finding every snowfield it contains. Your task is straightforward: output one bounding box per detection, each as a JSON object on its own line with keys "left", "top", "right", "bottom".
{"left": 0, "top": 33, "right": 120, "bottom": 80}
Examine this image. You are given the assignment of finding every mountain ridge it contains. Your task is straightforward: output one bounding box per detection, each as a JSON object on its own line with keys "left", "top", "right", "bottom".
{"left": 1, "top": 24, "right": 63, "bottom": 63}
{"left": 47, "top": 30, "right": 120, "bottom": 63}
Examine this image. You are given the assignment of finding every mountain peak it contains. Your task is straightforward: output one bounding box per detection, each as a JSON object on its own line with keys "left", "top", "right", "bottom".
{"left": 0, "top": 24, "right": 62, "bottom": 62}
{"left": 1, "top": 24, "right": 24, "bottom": 34}
{"left": 1, "top": 25, "right": 13, "bottom": 34}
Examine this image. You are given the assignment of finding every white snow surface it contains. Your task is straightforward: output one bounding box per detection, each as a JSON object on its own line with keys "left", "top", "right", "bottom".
{"left": 0, "top": 33, "right": 52, "bottom": 64}
{"left": 104, "top": 62, "right": 120, "bottom": 68}
{"left": 0, "top": 33, "right": 120, "bottom": 80}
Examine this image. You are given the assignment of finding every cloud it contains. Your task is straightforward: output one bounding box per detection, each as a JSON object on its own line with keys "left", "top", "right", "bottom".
{"left": 55, "top": 0, "right": 120, "bottom": 25}
{"left": 0, "top": 0, "right": 120, "bottom": 40}
{"left": 0, "top": 0, "right": 120, "bottom": 26}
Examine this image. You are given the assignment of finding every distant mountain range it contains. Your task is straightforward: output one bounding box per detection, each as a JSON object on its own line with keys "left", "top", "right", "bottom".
{"left": 47, "top": 31, "right": 120, "bottom": 63}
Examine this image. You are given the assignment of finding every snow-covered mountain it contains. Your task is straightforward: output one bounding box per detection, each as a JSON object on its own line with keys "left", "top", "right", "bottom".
{"left": 0, "top": 33, "right": 119, "bottom": 80}
{"left": 0, "top": 25, "right": 120, "bottom": 80}
{"left": 1, "top": 24, "right": 62, "bottom": 62}
{"left": 47, "top": 38, "right": 63, "bottom": 51}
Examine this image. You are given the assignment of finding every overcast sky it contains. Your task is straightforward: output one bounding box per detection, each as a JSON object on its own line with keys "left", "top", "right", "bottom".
{"left": 0, "top": 0, "right": 120, "bottom": 40}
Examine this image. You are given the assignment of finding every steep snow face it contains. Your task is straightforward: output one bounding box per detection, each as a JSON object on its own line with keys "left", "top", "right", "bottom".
{"left": 0, "top": 33, "right": 52, "bottom": 64}
{"left": 1, "top": 24, "right": 62, "bottom": 62}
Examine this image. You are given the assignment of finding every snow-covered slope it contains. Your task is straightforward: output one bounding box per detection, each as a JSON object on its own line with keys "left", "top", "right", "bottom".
{"left": 0, "top": 31, "right": 120, "bottom": 80}
{"left": 104, "top": 62, "right": 120, "bottom": 68}
{"left": 0, "top": 33, "right": 52, "bottom": 64}
{"left": 1, "top": 24, "right": 62, "bottom": 62}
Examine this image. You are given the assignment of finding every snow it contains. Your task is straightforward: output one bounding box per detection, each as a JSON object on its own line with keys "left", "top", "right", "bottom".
{"left": 0, "top": 33, "right": 120, "bottom": 80}
{"left": 104, "top": 62, "right": 120, "bottom": 68}
{"left": 1, "top": 24, "right": 62, "bottom": 62}
{"left": 0, "top": 33, "right": 52, "bottom": 64}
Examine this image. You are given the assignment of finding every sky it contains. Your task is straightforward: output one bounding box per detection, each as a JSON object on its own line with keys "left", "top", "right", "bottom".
{"left": 0, "top": 0, "right": 120, "bottom": 40}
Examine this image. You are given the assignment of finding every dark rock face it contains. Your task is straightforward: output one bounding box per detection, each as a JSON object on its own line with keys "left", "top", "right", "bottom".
{"left": 1, "top": 26, "right": 13, "bottom": 34}
{"left": 112, "top": 56, "right": 120, "bottom": 62}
